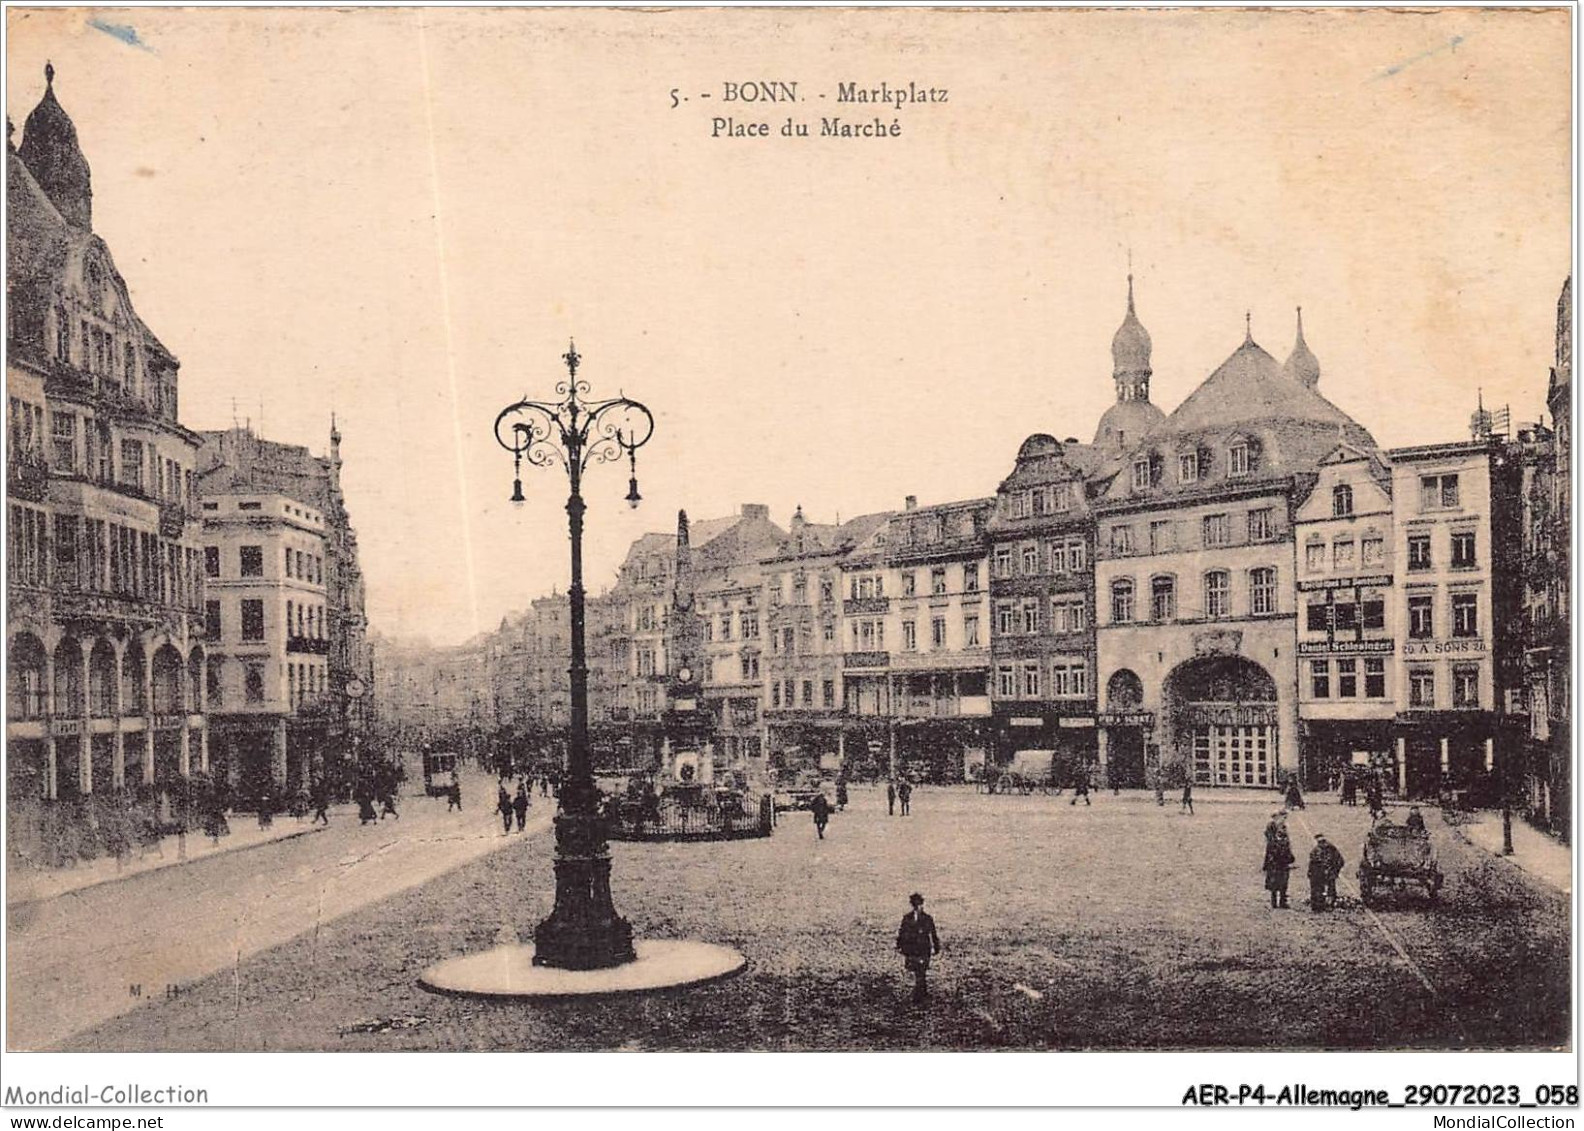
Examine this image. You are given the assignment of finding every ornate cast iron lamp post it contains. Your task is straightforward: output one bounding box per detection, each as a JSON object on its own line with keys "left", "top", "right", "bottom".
{"left": 494, "top": 342, "right": 654, "bottom": 969}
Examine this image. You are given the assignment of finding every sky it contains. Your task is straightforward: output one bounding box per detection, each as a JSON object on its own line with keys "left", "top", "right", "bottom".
{"left": 6, "top": 7, "right": 1571, "bottom": 647}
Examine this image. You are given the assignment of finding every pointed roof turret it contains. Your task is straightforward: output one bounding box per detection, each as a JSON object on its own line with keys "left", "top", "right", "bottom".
{"left": 1096, "top": 273, "right": 1164, "bottom": 448}
{"left": 1111, "top": 274, "right": 1152, "bottom": 379}
{"left": 1282, "top": 307, "right": 1321, "bottom": 389}
{"left": 19, "top": 62, "right": 92, "bottom": 230}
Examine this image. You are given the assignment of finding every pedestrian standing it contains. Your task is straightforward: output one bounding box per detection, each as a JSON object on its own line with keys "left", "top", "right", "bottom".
{"left": 835, "top": 778, "right": 849, "bottom": 812}
{"left": 886, "top": 781, "right": 897, "bottom": 816}
{"left": 356, "top": 786, "right": 377, "bottom": 825}
{"left": 513, "top": 781, "right": 530, "bottom": 832}
{"left": 448, "top": 775, "right": 463, "bottom": 811}
{"left": 895, "top": 893, "right": 942, "bottom": 1003}
{"left": 311, "top": 781, "right": 330, "bottom": 826}
{"left": 497, "top": 784, "right": 514, "bottom": 835}
{"left": 1366, "top": 778, "right": 1385, "bottom": 820}
{"left": 897, "top": 780, "right": 913, "bottom": 816}
{"left": 810, "top": 791, "right": 831, "bottom": 840}
{"left": 379, "top": 789, "right": 400, "bottom": 821}
{"left": 1262, "top": 826, "right": 1295, "bottom": 908}
{"left": 1180, "top": 779, "right": 1194, "bottom": 815}
{"left": 1308, "top": 834, "right": 1344, "bottom": 911}
{"left": 1284, "top": 778, "right": 1305, "bottom": 810}
{"left": 1070, "top": 776, "right": 1091, "bottom": 807}
{"left": 257, "top": 788, "right": 275, "bottom": 830}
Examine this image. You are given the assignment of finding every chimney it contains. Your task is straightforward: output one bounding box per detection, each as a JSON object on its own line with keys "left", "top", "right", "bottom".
{"left": 791, "top": 505, "right": 806, "bottom": 531}
{"left": 740, "top": 503, "right": 769, "bottom": 521}
{"left": 904, "top": 495, "right": 917, "bottom": 511}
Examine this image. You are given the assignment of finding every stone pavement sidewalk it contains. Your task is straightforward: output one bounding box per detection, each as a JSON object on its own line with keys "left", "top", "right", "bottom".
{"left": 5, "top": 811, "right": 334, "bottom": 907}
{"left": 1450, "top": 812, "right": 1573, "bottom": 896}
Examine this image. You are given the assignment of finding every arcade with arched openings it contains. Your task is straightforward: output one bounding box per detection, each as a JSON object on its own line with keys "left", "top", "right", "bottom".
{"left": 1163, "top": 655, "right": 1280, "bottom": 787}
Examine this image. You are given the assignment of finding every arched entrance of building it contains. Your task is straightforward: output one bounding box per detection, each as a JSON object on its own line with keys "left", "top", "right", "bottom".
{"left": 1104, "top": 669, "right": 1148, "bottom": 788}
{"left": 1164, "top": 656, "right": 1279, "bottom": 787}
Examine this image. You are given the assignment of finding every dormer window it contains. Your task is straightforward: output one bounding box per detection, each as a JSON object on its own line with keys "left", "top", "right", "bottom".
{"left": 1132, "top": 459, "right": 1151, "bottom": 492}
{"left": 1179, "top": 453, "right": 1198, "bottom": 484}
{"left": 1228, "top": 443, "right": 1250, "bottom": 478}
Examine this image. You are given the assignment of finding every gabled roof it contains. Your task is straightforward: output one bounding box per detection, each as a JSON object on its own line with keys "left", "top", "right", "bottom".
{"left": 7, "top": 147, "right": 176, "bottom": 364}
{"left": 1160, "top": 337, "right": 1373, "bottom": 444}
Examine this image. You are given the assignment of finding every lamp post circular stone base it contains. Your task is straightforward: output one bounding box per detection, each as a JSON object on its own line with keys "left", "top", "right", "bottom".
{"left": 418, "top": 940, "right": 746, "bottom": 999}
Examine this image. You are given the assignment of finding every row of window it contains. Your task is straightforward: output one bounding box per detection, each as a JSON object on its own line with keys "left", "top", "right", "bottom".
{"left": 1108, "top": 509, "right": 1277, "bottom": 557}
{"left": 7, "top": 505, "right": 200, "bottom": 609}
{"left": 1130, "top": 441, "right": 1255, "bottom": 493}
{"left": 1307, "top": 657, "right": 1389, "bottom": 700}
{"left": 1299, "top": 530, "right": 1476, "bottom": 575}
{"left": 705, "top": 612, "right": 760, "bottom": 642}
{"left": 1305, "top": 597, "right": 1387, "bottom": 633}
{"left": 770, "top": 678, "right": 839, "bottom": 709}
{"left": 849, "top": 563, "right": 985, "bottom": 599}
{"left": 1407, "top": 664, "right": 1481, "bottom": 709}
{"left": 53, "top": 296, "right": 144, "bottom": 392}
{"left": 202, "top": 599, "right": 327, "bottom": 643}
{"left": 847, "top": 615, "right": 988, "bottom": 652}
{"left": 1407, "top": 590, "right": 1481, "bottom": 639}
{"left": 9, "top": 656, "right": 186, "bottom": 719}
{"left": 202, "top": 659, "right": 323, "bottom": 710}
{"left": 44, "top": 411, "right": 193, "bottom": 506}
{"left": 1302, "top": 534, "right": 1387, "bottom": 573}
{"left": 1004, "top": 482, "right": 1080, "bottom": 519}
{"left": 1109, "top": 568, "right": 1279, "bottom": 623}
{"left": 202, "top": 544, "right": 325, "bottom": 584}
{"left": 992, "top": 539, "right": 1087, "bottom": 579}
{"left": 1272, "top": 656, "right": 1480, "bottom": 709}
{"left": 994, "top": 598, "right": 1087, "bottom": 637}
{"left": 994, "top": 658, "right": 1091, "bottom": 700}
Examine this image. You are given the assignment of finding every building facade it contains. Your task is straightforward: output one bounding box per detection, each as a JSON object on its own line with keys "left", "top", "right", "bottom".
{"left": 7, "top": 66, "right": 208, "bottom": 865}
{"left": 881, "top": 497, "right": 993, "bottom": 782}
{"left": 987, "top": 437, "right": 1104, "bottom": 781}
{"left": 1518, "top": 276, "right": 1571, "bottom": 840}
{"left": 1094, "top": 315, "right": 1373, "bottom": 789}
{"left": 761, "top": 507, "right": 889, "bottom": 776}
{"left": 1384, "top": 439, "right": 1523, "bottom": 800}
{"left": 197, "top": 423, "right": 374, "bottom": 798}
{"left": 1294, "top": 445, "right": 1397, "bottom": 789}
{"left": 197, "top": 485, "right": 330, "bottom": 802}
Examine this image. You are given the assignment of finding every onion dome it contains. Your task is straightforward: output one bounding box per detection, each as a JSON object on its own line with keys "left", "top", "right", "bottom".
{"left": 1281, "top": 307, "right": 1321, "bottom": 389}
{"left": 1093, "top": 398, "right": 1165, "bottom": 451}
{"left": 18, "top": 63, "right": 92, "bottom": 230}
{"left": 1111, "top": 274, "right": 1152, "bottom": 379}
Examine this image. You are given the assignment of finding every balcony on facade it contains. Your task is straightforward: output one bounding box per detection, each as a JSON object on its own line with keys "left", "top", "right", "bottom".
{"left": 843, "top": 597, "right": 890, "bottom": 616}
{"left": 286, "top": 635, "right": 331, "bottom": 655}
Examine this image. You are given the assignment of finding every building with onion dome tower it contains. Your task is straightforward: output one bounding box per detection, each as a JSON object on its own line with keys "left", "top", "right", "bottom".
{"left": 1093, "top": 311, "right": 1377, "bottom": 789}
{"left": 1093, "top": 275, "right": 1167, "bottom": 452}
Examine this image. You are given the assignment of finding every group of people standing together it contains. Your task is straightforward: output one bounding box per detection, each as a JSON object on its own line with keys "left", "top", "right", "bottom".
{"left": 1260, "top": 809, "right": 1345, "bottom": 911}
{"left": 495, "top": 778, "right": 543, "bottom": 834}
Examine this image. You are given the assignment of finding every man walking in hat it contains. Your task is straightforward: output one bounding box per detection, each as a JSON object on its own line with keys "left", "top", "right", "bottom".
{"left": 896, "top": 893, "right": 942, "bottom": 1003}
